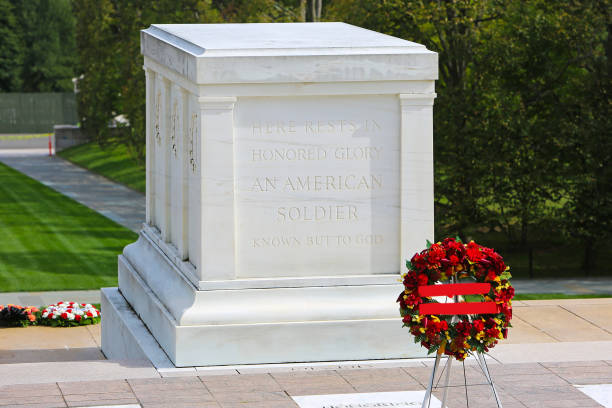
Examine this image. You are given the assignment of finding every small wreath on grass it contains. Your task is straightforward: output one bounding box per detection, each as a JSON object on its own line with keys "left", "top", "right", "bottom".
{"left": 38, "top": 302, "right": 101, "bottom": 327}
{"left": 398, "top": 238, "right": 514, "bottom": 360}
{"left": 0, "top": 305, "right": 39, "bottom": 327}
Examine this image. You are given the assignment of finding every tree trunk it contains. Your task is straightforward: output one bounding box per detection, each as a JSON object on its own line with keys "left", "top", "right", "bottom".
{"left": 300, "top": 0, "right": 306, "bottom": 22}
{"left": 583, "top": 241, "right": 594, "bottom": 276}
{"left": 520, "top": 213, "right": 528, "bottom": 246}
{"left": 311, "top": 0, "right": 316, "bottom": 22}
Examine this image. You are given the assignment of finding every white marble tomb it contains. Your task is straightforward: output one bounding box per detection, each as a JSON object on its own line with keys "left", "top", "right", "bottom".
{"left": 101, "top": 22, "right": 437, "bottom": 367}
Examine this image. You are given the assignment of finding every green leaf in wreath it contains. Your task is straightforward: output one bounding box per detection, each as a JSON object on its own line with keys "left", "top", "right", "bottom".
{"left": 462, "top": 294, "right": 483, "bottom": 303}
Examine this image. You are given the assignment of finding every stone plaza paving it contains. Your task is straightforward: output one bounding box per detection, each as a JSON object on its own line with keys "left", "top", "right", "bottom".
{"left": 1, "top": 298, "right": 612, "bottom": 407}
{"left": 1, "top": 361, "right": 611, "bottom": 408}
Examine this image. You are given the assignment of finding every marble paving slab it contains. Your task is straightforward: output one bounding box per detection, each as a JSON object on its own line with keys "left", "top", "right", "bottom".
{"left": 75, "top": 405, "right": 141, "bottom": 408}
{"left": 292, "top": 391, "right": 441, "bottom": 408}
{"left": 575, "top": 384, "right": 612, "bottom": 407}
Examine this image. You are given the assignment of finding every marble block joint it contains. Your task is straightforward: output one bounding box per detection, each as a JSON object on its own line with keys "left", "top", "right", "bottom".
{"left": 102, "top": 22, "right": 437, "bottom": 367}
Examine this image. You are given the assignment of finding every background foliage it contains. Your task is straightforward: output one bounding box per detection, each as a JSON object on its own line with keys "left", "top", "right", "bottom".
{"left": 26, "top": 0, "right": 612, "bottom": 275}
{"left": 0, "top": 0, "right": 77, "bottom": 92}
{"left": 327, "top": 0, "right": 611, "bottom": 274}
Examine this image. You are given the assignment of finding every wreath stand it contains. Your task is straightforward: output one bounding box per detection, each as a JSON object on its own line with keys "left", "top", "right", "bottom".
{"left": 419, "top": 278, "right": 504, "bottom": 408}
{"left": 421, "top": 347, "right": 503, "bottom": 408}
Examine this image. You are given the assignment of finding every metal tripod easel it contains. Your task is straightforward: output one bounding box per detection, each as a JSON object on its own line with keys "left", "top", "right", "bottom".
{"left": 421, "top": 350, "right": 503, "bottom": 408}
{"left": 420, "top": 276, "right": 503, "bottom": 408}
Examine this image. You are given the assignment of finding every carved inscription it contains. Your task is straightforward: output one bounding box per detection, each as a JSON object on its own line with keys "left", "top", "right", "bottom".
{"left": 188, "top": 112, "right": 198, "bottom": 173}
{"left": 236, "top": 96, "right": 400, "bottom": 277}
{"left": 154, "top": 91, "right": 161, "bottom": 146}
{"left": 170, "top": 100, "right": 178, "bottom": 157}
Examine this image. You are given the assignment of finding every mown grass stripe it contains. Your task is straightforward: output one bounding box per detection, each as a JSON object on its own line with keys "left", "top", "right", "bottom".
{"left": 0, "top": 162, "right": 136, "bottom": 292}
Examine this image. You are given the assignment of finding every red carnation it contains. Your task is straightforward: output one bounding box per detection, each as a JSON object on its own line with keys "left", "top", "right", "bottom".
{"left": 61, "top": 313, "right": 68, "bottom": 319}
{"left": 466, "top": 241, "right": 484, "bottom": 262}
{"left": 486, "top": 327, "right": 500, "bottom": 338}
{"left": 86, "top": 311, "right": 93, "bottom": 317}
{"left": 75, "top": 315, "right": 82, "bottom": 321}
{"left": 403, "top": 271, "right": 420, "bottom": 290}
{"left": 411, "top": 252, "right": 428, "bottom": 271}
{"left": 428, "top": 244, "right": 445, "bottom": 264}
{"left": 456, "top": 321, "right": 472, "bottom": 337}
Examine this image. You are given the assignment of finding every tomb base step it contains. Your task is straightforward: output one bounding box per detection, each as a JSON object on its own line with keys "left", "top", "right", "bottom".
{"left": 103, "top": 229, "right": 425, "bottom": 367}
{"left": 101, "top": 285, "right": 427, "bottom": 368}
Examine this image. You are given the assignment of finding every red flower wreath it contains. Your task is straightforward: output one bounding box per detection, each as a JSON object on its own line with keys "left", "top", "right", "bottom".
{"left": 398, "top": 238, "right": 514, "bottom": 360}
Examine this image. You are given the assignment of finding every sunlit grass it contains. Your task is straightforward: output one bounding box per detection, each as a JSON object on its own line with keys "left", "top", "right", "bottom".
{"left": 0, "top": 162, "right": 137, "bottom": 292}
{"left": 58, "top": 141, "right": 145, "bottom": 193}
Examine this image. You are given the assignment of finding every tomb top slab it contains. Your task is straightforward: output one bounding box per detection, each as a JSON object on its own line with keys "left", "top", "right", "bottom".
{"left": 141, "top": 22, "right": 437, "bottom": 84}
{"left": 146, "top": 22, "right": 424, "bottom": 55}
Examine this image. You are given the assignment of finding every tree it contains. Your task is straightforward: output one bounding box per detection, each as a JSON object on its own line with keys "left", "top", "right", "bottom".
{"left": 0, "top": 0, "right": 21, "bottom": 91}
{"left": 475, "top": 1, "right": 576, "bottom": 245}
{"left": 211, "top": 0, "right": 301, "bottom": 22}
{"left": 72, "top": 0, "right": 223, "bottom": 161}
{"left": 556, "top": 0, "right": 611, "bottom": 273}
{"left": 327, "top": 0, "right": 502, "bottom": 240}
{"left": 474, "top": 0, "right": 611, "bottom": 258}
{"left": 73, "top": 0, "right": 308, "bottom": 161}
{"left": 11, "top": 0, "right": 77, "bottom": 92}
{"left": 72, "top": 0, "right": 118, "bottom": 145}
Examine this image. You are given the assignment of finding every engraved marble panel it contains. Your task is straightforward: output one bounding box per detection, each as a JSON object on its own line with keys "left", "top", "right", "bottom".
{"left": 234, "top": 95, "right": 400, "bottom": 278}
{"left": 186, "top": 98, "right": 201, "bottom": 271}
{"left": 169, "top": 84, "right": 183, "bottom": 247}
{"left": 153, "top": 74, "right": 164, "bottom": 230}
{"left": 145, "top": 69, "right": 156, "bottom": 225}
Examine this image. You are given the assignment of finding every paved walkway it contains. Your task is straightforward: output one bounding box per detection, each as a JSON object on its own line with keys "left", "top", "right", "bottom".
{"left": 0, "top": 291, "right": 101, "bottom": 308}
{"left": 0, "top": 137, "right": 145, "bottom": 232}
{"left": 1, "top": 298, "right": 612, "bottom": 407}
{"left": 1, "top": 361, "right": 611, "bottom": 407}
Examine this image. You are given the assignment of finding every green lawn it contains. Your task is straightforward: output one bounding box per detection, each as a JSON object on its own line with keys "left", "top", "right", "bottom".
{"left": 0, "top": 162, "right": 137, "bottom": 292}
{"left": 58, "top": 141, "right": 146, "bottom": 193}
